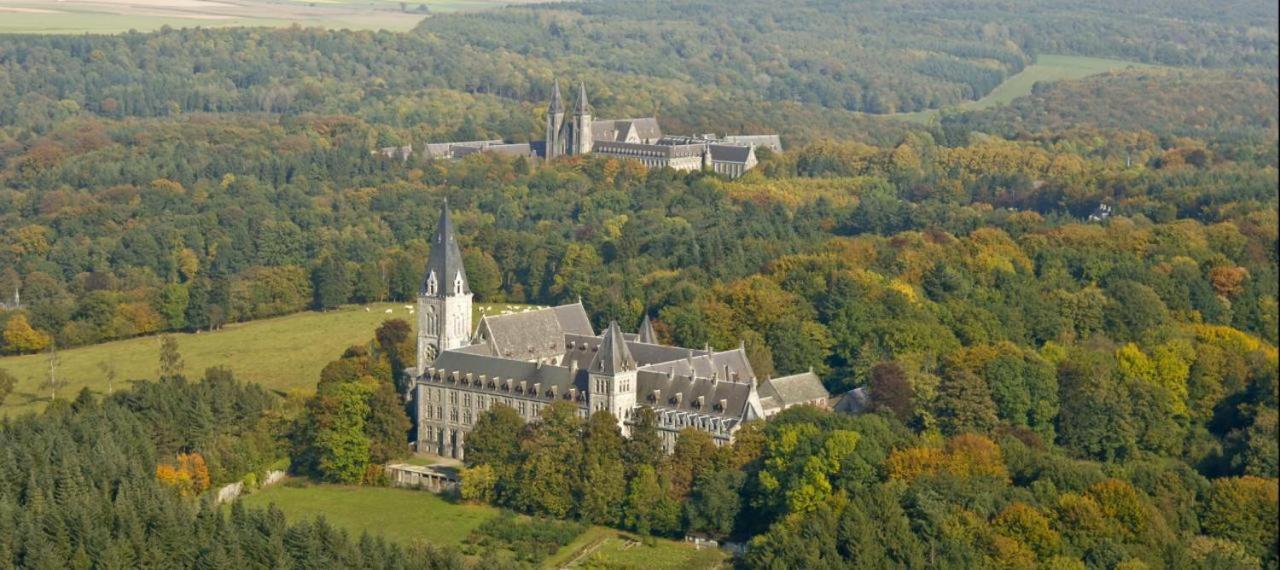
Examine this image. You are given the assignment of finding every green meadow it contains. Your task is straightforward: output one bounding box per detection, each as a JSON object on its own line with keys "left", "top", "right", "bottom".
{"left": 0, "top": 302, "right": 536, "bottom": 417}
{"left": 891, "top": 54, "right": 1156, "bottom": 123}
{"left": 239, "top": 482, "right": 729, "bottom": 568}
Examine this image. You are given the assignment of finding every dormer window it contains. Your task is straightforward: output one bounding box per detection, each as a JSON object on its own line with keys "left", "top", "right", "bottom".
{"left": 454, "top": 272, "right": 464, "bottom": 295}
{"left": 426, "top": 271, "right": 438, "bottom": 296}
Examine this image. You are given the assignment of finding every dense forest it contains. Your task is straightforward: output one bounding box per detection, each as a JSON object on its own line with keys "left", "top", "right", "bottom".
{"left": 0, "top": 371, "right": 465, "bottom": 568}
{"left": 0, "top": 0, "right": 1276, "bottom": 567}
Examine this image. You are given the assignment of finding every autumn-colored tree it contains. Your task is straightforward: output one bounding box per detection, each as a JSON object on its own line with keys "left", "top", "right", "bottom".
{"left": 1200, "top": 476, "right": 1279, "bottom": 561}
{"left": 944, "top": 434, "right": 1008, "bottom": 480}
{"left": 155, "top": 452, "right": 211, "bottom": 496}
{"left": 459, "top": 464, "right": 497, "bottom": 503}
{"left": 3, "top": 314, "right": 51, "bottom": 354}
{"left": 993, "top": 503, "right": 1061, "bottom": 558}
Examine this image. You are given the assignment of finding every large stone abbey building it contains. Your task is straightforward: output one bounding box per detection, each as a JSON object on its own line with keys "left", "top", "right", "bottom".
{"left": 389, "top": 81, "right": 780, "bottom": 179}
{"left": 411, "top": 203, "right": 828, "bottom": 459}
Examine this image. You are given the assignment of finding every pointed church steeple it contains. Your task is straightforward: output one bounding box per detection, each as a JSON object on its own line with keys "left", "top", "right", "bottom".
{"left": 570, "top": 81, "right": 593, "bottom": 155}
{"left": 591, "top": 321, "right": 635, "bottom": 374}
{"left": 575, "top": 81, "right": 590, "bottom": 114}
{"left": 422, "top": 199, "right": 469, "bottom": 297}
{"left": 637, "top": 315, "right": 657, "bottom": 344}
{"left": 549, "top": 79, "right": 565, "bottom": 114}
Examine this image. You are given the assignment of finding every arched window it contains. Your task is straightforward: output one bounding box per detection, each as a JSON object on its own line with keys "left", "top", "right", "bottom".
{"left": 425, "top": 305, "right": 437, "bottom": 336}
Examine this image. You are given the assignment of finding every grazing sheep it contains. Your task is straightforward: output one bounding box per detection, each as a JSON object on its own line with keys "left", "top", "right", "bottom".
{"left": 385, "top": 308, "right": 393, "bottom": 314}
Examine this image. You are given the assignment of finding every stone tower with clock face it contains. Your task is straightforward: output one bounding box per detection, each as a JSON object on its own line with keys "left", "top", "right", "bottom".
{"left": 417, "top": 200, "right": 472, "bottom": 373}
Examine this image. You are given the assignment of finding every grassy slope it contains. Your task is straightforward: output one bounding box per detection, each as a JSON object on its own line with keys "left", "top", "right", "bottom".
{"left": 0, "top": 302, "right": 536, "bottom": 417}
{"left": 893, "top": 54, "right": 1156, "bottom": 123}
{"left": 240, "top": 483, "right": 498, "bottom": 545}
{"left": 241, "top": 483, "right": 727, "bottom": 568}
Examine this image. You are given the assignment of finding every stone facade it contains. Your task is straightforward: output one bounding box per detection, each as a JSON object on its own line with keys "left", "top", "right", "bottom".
{"left": 410, "top": 203, "right": 828, "bottom": 460}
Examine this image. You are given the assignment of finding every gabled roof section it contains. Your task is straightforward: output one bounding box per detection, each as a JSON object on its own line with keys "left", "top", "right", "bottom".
{"left": 422, "top": 200, "right": 469, "bottom": 296}
{"left": 590, "top": 321, "right": 635, "bottom": 375}
{"left": 709, "top": 144, "right": 754, "bottom": 164}
{"left": 474, "top": 303, "right": 593, "bottom": 362}
{"left": 637, "top": 315, "right": 657, "bottom": 344}
{"left": 760, "top": 371, "right": 830, "bottom": 407}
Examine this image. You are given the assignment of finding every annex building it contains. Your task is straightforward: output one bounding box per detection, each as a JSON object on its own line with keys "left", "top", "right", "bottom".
{"left": 411, "top": 202, "right": 827, "bottom": 459}
{"left": 383, "top": 81, "right": 780, "bottom": 179}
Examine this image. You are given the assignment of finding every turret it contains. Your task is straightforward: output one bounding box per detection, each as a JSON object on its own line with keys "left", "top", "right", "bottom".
{"left": 588, "top": 321, "right": 637, "bottom": 432}
{"left": 637, "top": 314, "right": 658, "bottom": 344}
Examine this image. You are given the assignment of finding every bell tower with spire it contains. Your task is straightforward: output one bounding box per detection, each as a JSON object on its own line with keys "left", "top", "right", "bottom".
{"left": 545, "top": 79, "right": 566, "bottom": 160}
{"left": 417, "top": 199, "right": 472, "bottom": 373}
{"left": 589, "top": 321, "right": 637, "bottom": 432}
{"left": 570, "top": 81, "right": 593, "bottom": 156}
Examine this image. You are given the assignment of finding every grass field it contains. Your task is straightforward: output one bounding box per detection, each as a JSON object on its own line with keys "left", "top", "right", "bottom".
{"left": 240, "top": 482, "right": 728, "bottom": 568}
{"left": 0, "top": 301, "right": 537, "bottom": 417}
{"left": 0, "top": 0, "right": 545, "bottom": 34}
{"left": 240, "top": 483, "right": 499, "bottom": 545}
{"left": 891, "top": 54, "right": 1156, "bottom": 123}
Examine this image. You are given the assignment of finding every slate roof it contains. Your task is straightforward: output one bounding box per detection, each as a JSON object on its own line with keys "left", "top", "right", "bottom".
{"left": 723, "top": 134, "right": 783, "bottom": 152}
{"left": 421, "top": 201, "right": 469, "bottom": 296}
{"left": 708, "top": 144, "right": 754, "bottom": 164}
{"left": 474, "top": 303, "right": 593, "bottom": 361}
{"left": 636, "top": 368, "right": 755, "bottom": 419}
{"left": 428, "top": 350, "right": 589, "bottom": 396}
{"left": 575, "top": 81, "right": 590, "bottom": 114}
{"left": 590, "top": 321, "right": 636, "bottom": 375}
{"left": 759, "top": 371, "right": 829, "bottom": 412}
{"left": 832, "top": 386, "right": 870, "bottom": 414}
{"left": 639, "top": 347, "right": 756, "bottom": 384}
{"left": 423, "top": 139, "right": 503, "bottom": 159}
{"left": 637, "top": 315, "right": 657, "bottom": 344}
{"left": 561, "top": 334, "right": 710, "bottom": 370}
{"left": 592, "top": 140, "right": 705, "bottom": 158}
{"left": 592, "top": 118, "right": 663, "bottom": 143}
{"left": 549, "top": 79, "right": 565, "bottom": 114}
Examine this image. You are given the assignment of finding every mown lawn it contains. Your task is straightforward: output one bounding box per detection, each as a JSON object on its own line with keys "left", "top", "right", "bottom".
{"left": 0, "top": 302, "right": 536, "bottom": 417}
{"left": 240, "top": 482, "right": 499, "bottom": 546}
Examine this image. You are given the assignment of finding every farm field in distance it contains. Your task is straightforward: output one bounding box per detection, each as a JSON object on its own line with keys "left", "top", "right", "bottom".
{"left": 0, "top": 302, "right": 535, "bottom": 417}
{"left": 0, "top": 0, "right": 540, "bottom": 34}
{"left": 239, "top": 483, "right": 729, "bottom": 569}
{"left": 892, "top": 54, "right": 1156, "bottom": 123}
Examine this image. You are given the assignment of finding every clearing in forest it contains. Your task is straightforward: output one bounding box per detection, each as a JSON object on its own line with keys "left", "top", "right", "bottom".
{"left": 0, "top": 302, "right": 534, "bottom": 417}
{"left": 891, "top": 54, "right": 1157, "bottom": 123}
